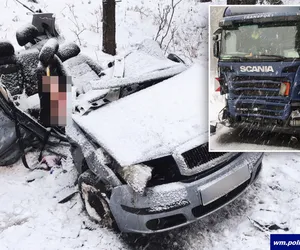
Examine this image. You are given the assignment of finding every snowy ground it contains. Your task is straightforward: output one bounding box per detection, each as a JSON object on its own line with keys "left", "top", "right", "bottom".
{"left": 1, "top": 150, "right": 300, "bottom": 250}
{"left": 1, "top": 0, "right": 300, "bottom": 249}
{"left": 210, "top": 125, "right": 300, "bottom": 151}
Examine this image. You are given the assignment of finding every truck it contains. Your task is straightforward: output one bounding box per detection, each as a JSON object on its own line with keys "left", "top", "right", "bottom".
{"left": 213, "top": 6, "right": 300, "bottom": 134}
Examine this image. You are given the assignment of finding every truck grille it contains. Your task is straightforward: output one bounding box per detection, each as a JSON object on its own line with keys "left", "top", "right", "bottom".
{"left": 232, "top": 89, "right": 279, "bottom": 97}
{"left": 231, "top": 76, "right": 287, "bottom": 97}
{"left": 182, "top": 143, "right": 226, "bottom": 169}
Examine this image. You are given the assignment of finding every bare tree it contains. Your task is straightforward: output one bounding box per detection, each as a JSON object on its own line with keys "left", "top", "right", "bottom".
{"left": 66, "top": 4, "right": 86, "bottom": 46}
{"left": 154, "top": 0, "right": 183, "bottom": 49}
{"left": 154, "top": 4, "right": 171, "bottom": 42}
{"left": 102, "top": 0, "right": 116, "bottom": 55}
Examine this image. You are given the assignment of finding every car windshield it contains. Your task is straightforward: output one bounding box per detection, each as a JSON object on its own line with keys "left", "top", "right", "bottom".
{"left": 220, "top": 22, "right": 300, "bottom": 61}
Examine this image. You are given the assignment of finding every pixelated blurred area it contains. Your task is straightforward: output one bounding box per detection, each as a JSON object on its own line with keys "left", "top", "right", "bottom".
{"left": 41, "top": 75, "right": 71, "bottom": 127}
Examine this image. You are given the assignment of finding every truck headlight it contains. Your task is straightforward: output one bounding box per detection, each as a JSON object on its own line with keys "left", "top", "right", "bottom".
{"left": 279, "top": 82, "right": 290, "bottom": 96}
{"left": 118, "top": 164, "right": 153, "bottom": 194}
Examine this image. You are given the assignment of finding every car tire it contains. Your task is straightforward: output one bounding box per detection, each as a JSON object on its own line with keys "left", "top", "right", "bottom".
{"left": 78, "top": 170, "right": 118, "bottom": 230}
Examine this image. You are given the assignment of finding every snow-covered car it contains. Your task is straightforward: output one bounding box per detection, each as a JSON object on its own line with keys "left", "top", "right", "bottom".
{"left": 0, "top": 35, "right": 263, "bottom": 234}
{"left": 67, "top": 62, "right": 263, "bottom": 233}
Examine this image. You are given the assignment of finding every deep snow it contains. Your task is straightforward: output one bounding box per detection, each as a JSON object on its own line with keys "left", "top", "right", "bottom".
{"left": 1, "top": 151, "right": 300, "bottom": 250}
{"left": 1, "top": 0, "right": 300, "bottom": 250}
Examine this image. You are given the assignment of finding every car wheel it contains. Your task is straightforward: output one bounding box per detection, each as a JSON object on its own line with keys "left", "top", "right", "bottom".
{"left": 78, "top": 170, "right": 118, "bottom": 230}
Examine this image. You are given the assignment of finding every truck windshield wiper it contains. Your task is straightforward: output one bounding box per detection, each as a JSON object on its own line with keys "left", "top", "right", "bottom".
{"left": 255, "top": 54, "right": 288, "bottom": 61}
{"left": 221, "top": 56, "right": 252, "bottom": 61}
{"left": 223, "top": 54, "right": 291, "bottom": 61}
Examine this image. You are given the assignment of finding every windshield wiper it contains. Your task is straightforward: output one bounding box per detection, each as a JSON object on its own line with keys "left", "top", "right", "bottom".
{"left": 221, "top": 56, "right": 252, "bottom": 61}
{"left": 223, "top": 54, "right": 291, "bottom": 61}
{"left": 255, "top": 54, "right": 288, "bottom": 61}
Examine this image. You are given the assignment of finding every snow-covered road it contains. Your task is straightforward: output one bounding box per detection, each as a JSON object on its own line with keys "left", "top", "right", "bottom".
{"left": 1, "top": 151, "right": 300, "bottom": 250}
{"left": 209, "top": 124, "right": 300, "bottom": 151}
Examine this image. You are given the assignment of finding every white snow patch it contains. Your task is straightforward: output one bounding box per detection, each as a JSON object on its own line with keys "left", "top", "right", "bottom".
{"left": 0, "top": 150, "right": 128, "bottom": 250}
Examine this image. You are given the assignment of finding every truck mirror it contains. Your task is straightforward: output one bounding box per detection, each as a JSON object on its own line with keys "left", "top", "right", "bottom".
{"left": 213, "top": 41, "right": 220, "bottom": 58}
{"left": 210, "top": 123, "right": 217, "bottom": 134}
{"left": 213, "top": 34, "right": 218, "bottom": 41}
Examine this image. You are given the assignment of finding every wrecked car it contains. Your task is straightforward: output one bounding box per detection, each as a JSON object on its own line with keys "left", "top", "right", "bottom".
{"left": 0, "top": 33, "right": 263, "bottom": 233}
{"left": 66, "top": 60, "right": 263, "bottom": 233}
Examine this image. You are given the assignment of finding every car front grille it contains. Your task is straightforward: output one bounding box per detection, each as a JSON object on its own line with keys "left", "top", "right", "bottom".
{"left": 182, "top": 143, "right": 226, "bottom": 169}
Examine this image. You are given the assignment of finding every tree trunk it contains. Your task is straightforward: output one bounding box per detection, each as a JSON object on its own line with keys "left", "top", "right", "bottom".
{"left": 227, "top": 0, "right": 257, "bottom": 4}
{"left": 102, "top": 0, "right": 116, "bottom": 55}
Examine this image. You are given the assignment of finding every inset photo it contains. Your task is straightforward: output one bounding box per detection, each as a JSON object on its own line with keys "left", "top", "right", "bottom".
{"left": 209, "top": 5, "right": 300, "bottom": 151}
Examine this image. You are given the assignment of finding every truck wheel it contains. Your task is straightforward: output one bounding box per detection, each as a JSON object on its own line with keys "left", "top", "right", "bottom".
{"left": 290, "top": 136, "right": 298, "bottom": 146}
{"left": 78, "top": 170, "right": 118, "bottom": 230}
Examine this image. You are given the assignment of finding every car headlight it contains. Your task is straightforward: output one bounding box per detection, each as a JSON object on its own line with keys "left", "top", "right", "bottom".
{"left": 118, "top": 164, "right": 153, "bottom": 194}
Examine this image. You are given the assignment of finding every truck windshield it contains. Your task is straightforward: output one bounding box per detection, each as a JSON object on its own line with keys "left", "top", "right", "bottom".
{"left": 220, "top": 23, "right": 300, "bottom": 61}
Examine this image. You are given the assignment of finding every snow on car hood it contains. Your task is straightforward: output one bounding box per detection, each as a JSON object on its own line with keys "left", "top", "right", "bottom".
{"left": 72, "top": 63, "right": 207, "bottom": 166}
{"left": 85, "top": 39, "right": 187, "bottom": 91}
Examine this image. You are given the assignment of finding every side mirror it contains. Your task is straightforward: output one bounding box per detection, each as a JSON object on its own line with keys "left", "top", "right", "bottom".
{"left": 213, "top": 28, "right": 222, "bottom": 58}
{"left": 167, "top": 53, "right": 185, "bottom": 64}
{"left": 210, "top": 123, "right": 217, "bottom": 134}
{"left": 212, "top": 34, "right": 218, "bottom": 41}
{"left": 213, "top": 41, "right": 220, "bottom": 58}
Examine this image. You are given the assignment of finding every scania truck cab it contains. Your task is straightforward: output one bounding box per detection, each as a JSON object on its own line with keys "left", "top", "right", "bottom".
{"left": 213, "top": 6, "right": 300, "bottom": 133}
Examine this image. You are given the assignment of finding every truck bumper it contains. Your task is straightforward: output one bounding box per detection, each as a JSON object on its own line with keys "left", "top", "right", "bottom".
{"left": 231, "top": 121, "right": 300, "bottom": 134}
{"left": 227, "top": 99, "right": 291, "bottom": 121}
{"left": 225, "top": 99, "right": 300, "bottom": 133}
{"left": 109, "top": 152, "right": 263, "bottom": 234}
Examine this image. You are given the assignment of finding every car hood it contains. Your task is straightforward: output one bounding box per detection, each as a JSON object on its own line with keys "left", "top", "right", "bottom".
{"left": 72, "top": 63, "right": 208, "bottom": 167}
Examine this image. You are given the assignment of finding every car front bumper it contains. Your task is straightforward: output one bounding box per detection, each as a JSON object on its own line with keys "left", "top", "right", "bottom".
{"left": 109, "top": 152, "right": 263, "bottom": 234}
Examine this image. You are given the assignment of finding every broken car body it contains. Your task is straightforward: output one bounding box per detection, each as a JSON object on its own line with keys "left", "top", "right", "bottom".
{"left": 67, "top": 63, "right": 263, "bottom": 233}
{"left": 0, "top": 13, "right": 263, "bottom": 234}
